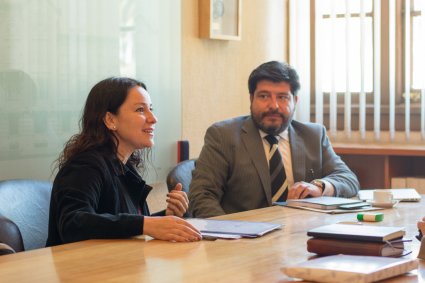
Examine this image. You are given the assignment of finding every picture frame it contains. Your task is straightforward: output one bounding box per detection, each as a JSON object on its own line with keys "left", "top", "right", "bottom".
{"left": 199, "top": 0, "right": 242, "bottom": 40}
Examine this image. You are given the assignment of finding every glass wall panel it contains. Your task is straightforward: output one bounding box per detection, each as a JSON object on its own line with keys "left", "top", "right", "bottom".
{"left": 0, "top": 0, "right": 181, "bottom": 183}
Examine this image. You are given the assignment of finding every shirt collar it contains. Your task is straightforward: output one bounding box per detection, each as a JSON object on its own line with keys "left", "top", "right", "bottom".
{"left": 259, "top": 129, "right": 289, "bottom": 141}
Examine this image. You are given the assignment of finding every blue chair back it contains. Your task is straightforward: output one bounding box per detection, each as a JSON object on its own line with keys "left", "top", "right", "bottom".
{"left": 0, "top": 179, "right": 52, "bottom": 251}
{"left": 166, "top": 159, "right": 196, "bottom": 194}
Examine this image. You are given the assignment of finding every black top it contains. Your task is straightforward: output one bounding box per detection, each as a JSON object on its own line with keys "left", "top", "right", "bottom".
{"left": 46, "top": 148, "right": 163, "bottom": 247}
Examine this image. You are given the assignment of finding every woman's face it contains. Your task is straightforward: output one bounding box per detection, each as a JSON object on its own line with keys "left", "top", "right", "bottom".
{"left": 106, "top": 86, "right": 157, "bottom": 159}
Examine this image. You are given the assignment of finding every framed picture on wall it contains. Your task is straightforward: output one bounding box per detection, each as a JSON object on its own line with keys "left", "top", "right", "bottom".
{"left": 199, "top": 0, "right": 242, "bottom": 40}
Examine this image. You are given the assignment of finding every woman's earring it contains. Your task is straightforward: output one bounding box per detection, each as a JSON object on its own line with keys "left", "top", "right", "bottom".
{"left": 112, "top": 126, "right": 116, "bottom": 130}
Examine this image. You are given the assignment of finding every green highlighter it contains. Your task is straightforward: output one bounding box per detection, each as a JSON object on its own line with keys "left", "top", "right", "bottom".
{"left": 357, "top": 212, "right": 384, "bottom": 222}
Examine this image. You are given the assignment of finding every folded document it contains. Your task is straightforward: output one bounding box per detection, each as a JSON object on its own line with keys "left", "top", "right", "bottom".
{"left": 284, "top": 196, "right": 365, "bottom": 210}
{"left": 187, "top": 218, "right": 282, "bottom": 239}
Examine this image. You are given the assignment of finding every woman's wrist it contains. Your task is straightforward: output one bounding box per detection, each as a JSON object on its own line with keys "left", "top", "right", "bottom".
{"left": 143, "top": 216, "right": 154, "bottom": 235}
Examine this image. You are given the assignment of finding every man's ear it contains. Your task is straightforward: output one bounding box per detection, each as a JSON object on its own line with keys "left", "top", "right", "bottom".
{"left": 103, "top": 112, "right": 117, "bottom": 130}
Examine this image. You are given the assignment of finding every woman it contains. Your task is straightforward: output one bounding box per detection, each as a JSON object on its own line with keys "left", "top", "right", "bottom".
{"left": 46, "top": 77, "right": 201, "bottom": 246}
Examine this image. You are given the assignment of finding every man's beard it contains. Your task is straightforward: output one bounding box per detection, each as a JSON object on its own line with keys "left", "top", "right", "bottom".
{"left": 251, "top": 110, "right": 293, "bottom": 135}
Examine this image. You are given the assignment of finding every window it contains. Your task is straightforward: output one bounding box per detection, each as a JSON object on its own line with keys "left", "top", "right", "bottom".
{"left": 319, "top": 0, "right": 373, "bottom": 94}
{"left": 411, "top": 0, "right": 425, "bottom": 91}
{"left": 290, "top": 0, "right": 425, "bottom": 142}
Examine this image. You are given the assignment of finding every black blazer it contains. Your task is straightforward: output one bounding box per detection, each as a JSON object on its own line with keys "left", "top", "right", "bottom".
{"left": 46, "top": 148, "right": 162, "bottom": 246}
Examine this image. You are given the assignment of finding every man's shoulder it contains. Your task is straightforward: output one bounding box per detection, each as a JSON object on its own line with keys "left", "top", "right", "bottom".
{"left": 210, "top": 116, "right": 250, "bottom": 130}
{"left": 212, "top": 115, "right": 250, "bottom": 127}
{"left": 291, "top": 120, "right": 326, "bottom": 133}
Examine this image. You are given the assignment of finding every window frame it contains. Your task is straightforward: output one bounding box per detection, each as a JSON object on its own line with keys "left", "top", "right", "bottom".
{"left": 307, "top": 0, "right": 423, "bottom": 131}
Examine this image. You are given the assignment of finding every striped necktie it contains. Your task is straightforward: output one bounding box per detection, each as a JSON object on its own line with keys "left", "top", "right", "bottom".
{"left": 264, "top": 135, "right": 288, "bottom": 202}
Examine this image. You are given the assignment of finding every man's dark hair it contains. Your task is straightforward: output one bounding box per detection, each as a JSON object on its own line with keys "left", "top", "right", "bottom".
{"left": 248, "top": 61, "right": 300, "bottom": 96}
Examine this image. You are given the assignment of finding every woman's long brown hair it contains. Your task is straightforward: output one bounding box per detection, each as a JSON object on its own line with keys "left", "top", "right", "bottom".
{"left": 56, "top": 77, "right": 147, "bottom": 170}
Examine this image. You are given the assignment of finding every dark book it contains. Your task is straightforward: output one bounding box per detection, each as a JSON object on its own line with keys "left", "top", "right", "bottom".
{"left": 285, "top": 196, "right": 364, "bottom": 210}
{"left": 307, "top": 224, "right": 405, "bottom": 242}
{"left": 307, "top": 237, "right": 405, "bottom": 257}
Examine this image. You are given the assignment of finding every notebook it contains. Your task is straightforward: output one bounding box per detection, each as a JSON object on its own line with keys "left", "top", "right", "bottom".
{"left": 306, "top": 237, "right": 406, "bottom": 257}
{"left": 282, "top": 255, "right": 418, "bottom": 283}
{"left": 358, "top": 188, "right": 421, "bottom": 202}
{"left": 307, "top": 223, "right": 405, "bottom": 242}
{"left": 285, "top": 196, "right": 364, "bottom": 210}
{"left": 186, "top": 218, "right": 282, "bottom": 238}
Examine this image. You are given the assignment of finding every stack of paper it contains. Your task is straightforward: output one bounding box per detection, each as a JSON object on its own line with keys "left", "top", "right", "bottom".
{"left": 187, "top": 219, "right": 282, "bottom": 239}
{"left": 285, "top": 196, "right": 365, "bottom": 210}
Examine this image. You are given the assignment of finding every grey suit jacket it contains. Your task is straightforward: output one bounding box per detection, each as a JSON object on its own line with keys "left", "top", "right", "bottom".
{"left": 189, "top": 116, "right": 360, "bottom": 218}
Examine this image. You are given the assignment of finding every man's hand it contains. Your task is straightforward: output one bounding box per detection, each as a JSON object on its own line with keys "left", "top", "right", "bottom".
{"left": 287, "top": 181, "right": 322, "bottom": 199}
{"left": 165, "top": 183, "right": 189, "bottom": 217}
{"left": 418, "top": 217, "right": 425, "bottom": 235}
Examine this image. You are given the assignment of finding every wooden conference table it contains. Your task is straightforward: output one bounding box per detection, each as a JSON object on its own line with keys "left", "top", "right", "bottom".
{"left": 1, "top": 199, "right": 425, "bottom": 282}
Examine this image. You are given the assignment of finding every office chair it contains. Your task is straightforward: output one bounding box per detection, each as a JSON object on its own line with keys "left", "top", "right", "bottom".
{"left": 0, "top": 216, "right": 22, "bottom": 254}
{"left": 166, "top": 159, "right": 196, "bottom": 194}
{"left": 0, "top": 179, "right": 52, "bottom": 252}
{"left": 0, "top": 243, "right": 15, "bottom": 255}
{"left": 0, "top": 215, "right": 23, "bottom": 253}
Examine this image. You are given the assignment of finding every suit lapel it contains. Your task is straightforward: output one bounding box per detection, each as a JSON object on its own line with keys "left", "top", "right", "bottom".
{"left": 288, "top": 124, "right": 306, "bottom": 182}
{"left": 241, "top": 118, "right": 271, "bottom": 204}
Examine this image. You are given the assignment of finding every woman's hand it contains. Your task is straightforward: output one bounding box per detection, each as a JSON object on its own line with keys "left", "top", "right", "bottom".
{"left": 165, "top": 183, "right": 189, "bottom": 217}
{"left": 143, "top": 216, "right": 202, "bottom": 242}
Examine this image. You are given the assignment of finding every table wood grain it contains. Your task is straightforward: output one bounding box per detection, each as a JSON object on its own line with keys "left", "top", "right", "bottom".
{"left": 1, "top": 199, "right": 425, "bottom": 282}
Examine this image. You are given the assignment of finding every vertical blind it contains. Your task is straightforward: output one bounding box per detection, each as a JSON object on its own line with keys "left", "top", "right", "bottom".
{"left": 290, "top": 0, "right": 425, "bottom": 144}
{"left": 420, "top": 0, "right": 425, "bottom": 139}
{"left": 389, "top": 0, "right": 396, "bottom": 140}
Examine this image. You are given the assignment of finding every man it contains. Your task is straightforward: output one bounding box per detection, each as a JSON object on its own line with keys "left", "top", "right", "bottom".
{"left": 189, "top": 61, "right": 359, "bottom": 218}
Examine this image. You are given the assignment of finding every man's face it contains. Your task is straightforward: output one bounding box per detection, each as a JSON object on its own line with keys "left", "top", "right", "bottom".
{"left": 250, "top": 80, "right": 297, "bottom": 135}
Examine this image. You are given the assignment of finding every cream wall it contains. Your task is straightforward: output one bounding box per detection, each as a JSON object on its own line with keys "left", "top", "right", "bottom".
{"left": 181, "top": 0, "right": 288, "bottom": 157}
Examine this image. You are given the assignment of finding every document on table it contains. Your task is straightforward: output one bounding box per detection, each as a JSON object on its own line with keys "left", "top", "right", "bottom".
{"left": 274, "top": 201, "right": 383, "bottom": 214}
{"left": 187, "top": 218, "right": 282, "bottom": 239}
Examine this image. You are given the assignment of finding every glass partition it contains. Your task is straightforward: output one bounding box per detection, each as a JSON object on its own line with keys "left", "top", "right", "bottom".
{"left": 0, "top": 0, "right": 181, "bottom": 183}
